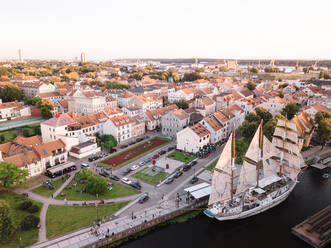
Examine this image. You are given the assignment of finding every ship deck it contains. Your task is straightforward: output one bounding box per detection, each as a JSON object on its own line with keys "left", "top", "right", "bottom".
{"left": 291, "top": 205, "right": 331, "bottom": 248}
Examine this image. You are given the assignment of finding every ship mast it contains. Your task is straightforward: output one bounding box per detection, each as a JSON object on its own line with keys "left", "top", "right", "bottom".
{"left": 279, "top": 120, "right": 286, "bottom": 176}
{"left": 256, "top": 120, "right": 263, "bottom": 187}
{"left": 231, "top": 125, "right": 236, "bottom": 201}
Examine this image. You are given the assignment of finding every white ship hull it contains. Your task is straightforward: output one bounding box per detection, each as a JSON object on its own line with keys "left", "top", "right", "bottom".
{"left": 208, "top": 181, "right": 296, "bottom": 221}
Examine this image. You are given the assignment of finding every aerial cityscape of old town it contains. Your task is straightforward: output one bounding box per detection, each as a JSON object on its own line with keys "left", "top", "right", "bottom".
{"left": 0, "top": 1, "right": 330, "bottom": 248}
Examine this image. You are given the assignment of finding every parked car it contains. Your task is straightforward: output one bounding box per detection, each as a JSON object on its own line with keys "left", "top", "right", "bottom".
{"left": 130, "top": 181, "right": 142, "bottom": 190}
{"left": 188, "top": 160, "right": 198, "bottom": 167}
{"left": 99, "top": 171, "right": 110, "bottom": 177}
{"left": 190, "top": 177, "right": 199, "bottom": 184}
{"left": 136, "top": 138, "right": 144, "bottom": 142}
{"left": 121, "top": 177, "right": 132, "bottom": 185}
{"left": 109, "top": 148, "right": 117, "bottom": 154}
{"left": 109, "top": 174, "right": 120, "bottom": 181}
{"left": 167, "top": 146, "right": 175, "bottom": 152}
{"left": 131, "top": 164, "right": 140, "bottom": 171}
{"left": 165, "top": 177, "right": 174, "bottom": 184}
{"left": 159, "top": 150, "right": 166, "bottom": 155}
{"left": 138, "top": 193, "right": 149, "bottom": 203}
{"left": 81, "top": 163, "right": 90, "bottom": 168}
{"left": 138, "top": 161, "right": 145, "bottom": 166}
{"left": 183, "top": 164, "right": 191, "bottom": 171}
{"left": 121, "top": 168, "right": 131, "bottom": 176}
{"left": 173, "top": 170, "right": 183, "bottom": 178}
{"left": 144, "top": 157, "right": 152, "bottom": 163}
{"left": 152, "top": 154, "right": 159, "bottom": 159}
{"left": 121, "top": 145, "right": 128, "bottom": 149}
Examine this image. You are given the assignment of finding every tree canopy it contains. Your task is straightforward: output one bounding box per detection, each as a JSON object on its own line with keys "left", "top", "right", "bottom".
{"left": 239, "top": 107, "right": 274, "bottom": 141}
{"left": 0, "top": 200, "right": 14, "bottom": 242}
{"left": 101, "top": 134, "right": 117, "bottom": 149}
{"left": 173, "top": 99, "right": 189, "bottom": 109}
{"left": 182, "top": 72, "right": 206, "bottom": 81}
{"left": 0, "top": 162, "right": 28, "bottom": 189}
{"left": 105, "top": 81, "right": 130, "bottom": 89}
{"left": 0, "top": 85, "right": 23, "bottom": 102}
{"left": 246, "top": 81, "right": 256, "bottom": 91}
{"left": 314, "top": 111, "right": 331, "bottom": 148}
{"left": 281, "top": 103, "right": 300, "bottom": 120}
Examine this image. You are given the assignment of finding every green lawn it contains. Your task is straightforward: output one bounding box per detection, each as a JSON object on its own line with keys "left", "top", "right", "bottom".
{"left": 168, "top": 151, "right": 194, "bottom": 162}
{"left": 132, "top": 167, "right": 168, "bottom": 185}
{"left": 0, "top": 192, "right": 42, "bottom": 248}
{"left": 98, "top": 137, "right": 171, "bottom": 169}
{"left": 206, "top": 158, "right": 218, "bottom": 171}
{"left": 31, "top": 177, "right": 68, "bottom": 198}
{"left": 46, "top": 202, "right": 128, "bottom": 239}
{"left": 56, "top": 175, "right": 138, "bottom": 201}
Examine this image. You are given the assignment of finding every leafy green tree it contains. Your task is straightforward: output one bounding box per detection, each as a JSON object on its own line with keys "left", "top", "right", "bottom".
{"left": 0, "top": 162, "right": 28, "bottom": 190}
{"left": 278, "top": 91, "right": 284, "bottom": 98}
{"left": 0, "top": 200, "right": 14, "bottom": 242}
{"left": 235, "top": 138, "right": 249, "bottom": 164}
{"left": 77, "top": 168, "right": 94, "bottom": 180}
{"left": 24, "top": 97, "right": 42, "bottom": 106}
{"left": 86, "top": 175, "right": 108, "bottom": 195}
{"left": 315, "top": 111, "right": 331, "bottom": 149}
{"left": 281, "top": 103, "right": 300, "bottom": 120}
{"left": 105, "top": 81, "right": 130, "bottom": 89}
{"left": 101, "top": 134, "right": 117, "bottom": 149}
{"left": 40, "top": 107, "right": 53, "bottom": 119}
{"left": 130, "top": 72, "right": 143, "bottom": 80}
{"left": 0, "top": 84, "right": 23, "bottom": 102}
{"left": 21, "top": 215, "right": 40, "bottom": 230}
{"left": 173, "top": 99, "right": 189, "bottom": 109}
{"left": 23, "top": 127, "right": 34, "bottom": 137}
{"left": 183, "top": 72, "right": 205, "bottom": 81}
{"left": 319, "top": 70, "right": 325, "bottom": 79}
{"left": 246, "top": 81, "right": 256, "bottom": 91}
{"left": 256, "top": 107, "right": 273, "bottom": 123}
{"left": 248, "top": 67, "right": 259, "bottom": 74}
{"left": 239, "top": 121, "right": 259, "bottom": 141}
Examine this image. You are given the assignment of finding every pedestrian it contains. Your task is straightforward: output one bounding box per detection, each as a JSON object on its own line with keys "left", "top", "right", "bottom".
{"left": 161, "top": 194, "right": 164, "bottom": 200}
{"left": 51, "top": 194, "right": 53, "bottom": 199}
{"left": 64, "top": 198, "right": 67, "bottom": 205}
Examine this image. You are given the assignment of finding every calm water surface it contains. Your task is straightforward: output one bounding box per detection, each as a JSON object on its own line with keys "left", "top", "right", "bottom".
{"left": 120, "top": 168, "right": 330, "bottom": 248}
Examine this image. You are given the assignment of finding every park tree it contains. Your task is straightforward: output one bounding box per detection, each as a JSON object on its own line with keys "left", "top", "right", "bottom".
{"left": 101, "top": 134, "right": 117, "bottom": 149}
{"left": 315, "top": 111, "right": 331, "bottom": 149}
{"left": 173, "top": 99, "right": 189, "bottom": 109}
{"left": 86, "top": 175, "right": 108, "bottom": 195}
{"left": 0, "top": 200, "right": 14, "bottom": 242}
{"left": 0, "top": 162, "right": 28, "bottom": 190}
{"left": 281, "top": 103, "right": 300, "bottom": 120}
{"left": 246, "top": 81, "right": 256, "bottom": 91}
{"left": 37, "top": 99, "right": 54, "bottom": 119}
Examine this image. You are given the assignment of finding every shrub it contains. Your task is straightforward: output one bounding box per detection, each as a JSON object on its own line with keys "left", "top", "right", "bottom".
{"left": 19, "top": 201, "right": 32, "bottom": 210}
{"left": 27, "top": 204, "right": 40, "bottom": 213}
{"left": 21, "top": 215, "right": 40, "bottom": 230}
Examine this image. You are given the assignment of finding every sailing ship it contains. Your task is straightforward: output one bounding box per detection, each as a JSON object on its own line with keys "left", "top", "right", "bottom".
{"left": 204, "top": 119, "right": 305, "bottom": 220}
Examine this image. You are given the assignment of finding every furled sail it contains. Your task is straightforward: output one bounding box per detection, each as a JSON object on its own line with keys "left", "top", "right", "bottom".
{"left": 236, "top": 161, "right": 257, "bottom": 194}
{"left": 262, "top": 136, "right": 280, "bottom": 161}
{"left": 272, "top": 137, "right": 300, "bottom": 155}
{"left": 209, "top": 133, "right": 233, "bottom": 205}
{"left": 274, "top": 127, "right": 298, "bottom": 144}
{"left": 276, "top": 119, "right": 298, "bottom": 132}
{"left": 245, "top": 124, "right": 261, "bottom": 163}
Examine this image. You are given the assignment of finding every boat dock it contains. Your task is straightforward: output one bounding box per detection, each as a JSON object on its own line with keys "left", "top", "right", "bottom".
{"left": 292, "top": 205, "right": 331, "bottom": 248}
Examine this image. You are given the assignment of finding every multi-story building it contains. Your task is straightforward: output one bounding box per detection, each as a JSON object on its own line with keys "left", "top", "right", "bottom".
{"left": 176, "top": 123, "right": 210, "bottom": 153}
{"left": 103, "top": 114, "right": 133, "bottom": 144}
{"left": 0, "top": 135, "right": 67, "bottom": 178}
{"left": 0, "top": 101, "right": 31, "bottom": 122}
{"left": 168, "top": 88, "right": 194, "bottom": 102}
{"left": 260, "top": 96, "right": 286, "bottom": 116}
{"left": 15, "top": 82, "right": 56, "bottom": 98}
{"left": 144, "top": 104, "right": 178, "bottom": 131}
{"left": 161, "top": 109, "right": 189, "bottom": 138}
{"left": 200, "top": 114, "right": 227, "bottom": 144}
{"left": 67, "top": 90, "right": 107, "bottom": 116}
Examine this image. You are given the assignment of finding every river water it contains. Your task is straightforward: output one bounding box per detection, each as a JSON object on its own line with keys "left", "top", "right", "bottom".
{"left": 120, "top": 168, "right": 330, "bottom": 248}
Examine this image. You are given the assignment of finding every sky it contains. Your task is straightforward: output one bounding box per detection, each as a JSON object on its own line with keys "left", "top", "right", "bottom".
{"left": 0, "top": 0, "right": 330, "bottom": 60}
